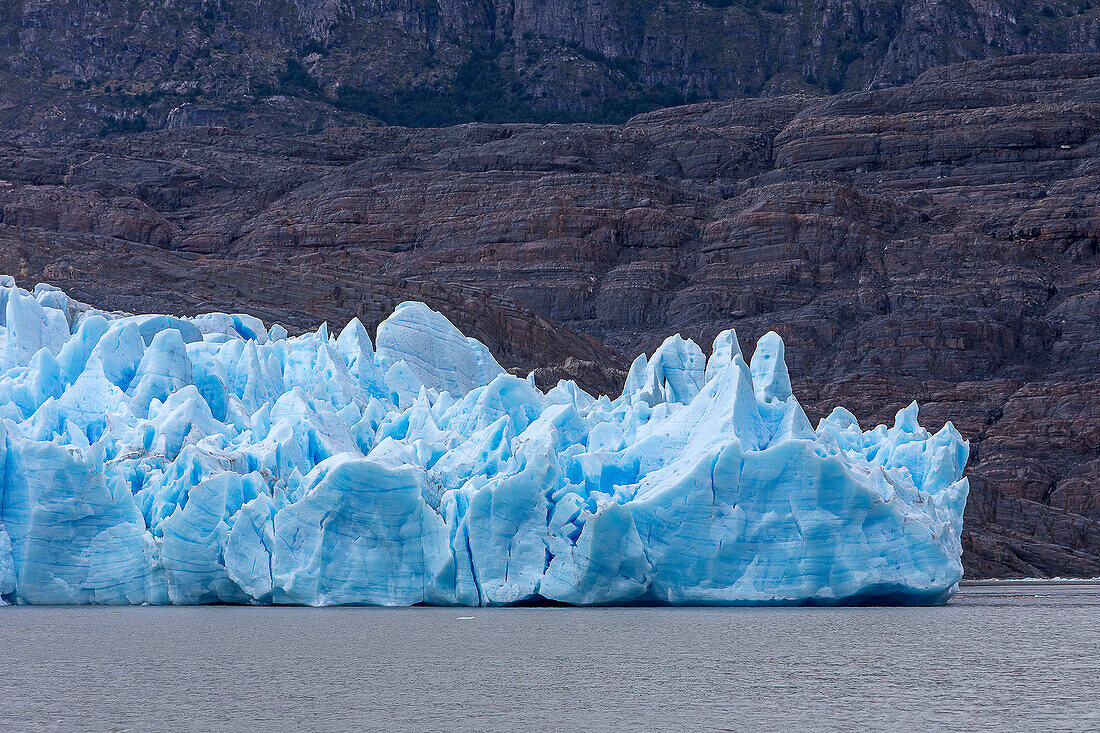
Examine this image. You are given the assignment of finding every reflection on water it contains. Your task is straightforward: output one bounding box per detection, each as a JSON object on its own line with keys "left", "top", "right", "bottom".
{"left": 2, "top": 581, "right": 1098, "bottom": 731}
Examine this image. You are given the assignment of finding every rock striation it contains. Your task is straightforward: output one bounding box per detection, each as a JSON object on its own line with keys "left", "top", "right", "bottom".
{"left": 1, "top": 53, "right": 1099, "bottom": 577}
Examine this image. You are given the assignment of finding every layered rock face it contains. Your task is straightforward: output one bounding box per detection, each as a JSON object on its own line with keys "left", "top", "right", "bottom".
{"left": 2, "top": 0, "right": 1100, "bottom": 139}
{"left": 1, "top": 53, "right": 1099, "bottom": 577}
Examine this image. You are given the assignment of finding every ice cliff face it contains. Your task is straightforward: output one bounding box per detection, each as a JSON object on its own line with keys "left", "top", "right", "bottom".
{"left": 0, "top": 278, "right": 969, "bottom": 606}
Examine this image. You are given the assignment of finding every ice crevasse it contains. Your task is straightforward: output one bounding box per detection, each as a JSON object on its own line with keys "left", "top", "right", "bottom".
{"left": 0, "top": 277, "right": 969, "bottom": 606}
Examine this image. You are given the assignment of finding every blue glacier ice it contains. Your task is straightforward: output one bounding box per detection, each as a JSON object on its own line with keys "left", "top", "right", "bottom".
{"left": 0, "top": 277, "right": 969, "bottom": 607}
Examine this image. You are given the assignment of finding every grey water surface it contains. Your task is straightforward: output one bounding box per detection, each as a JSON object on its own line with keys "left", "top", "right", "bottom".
{"left": 2, "top": 581, "right": 1098, "bottom": 732}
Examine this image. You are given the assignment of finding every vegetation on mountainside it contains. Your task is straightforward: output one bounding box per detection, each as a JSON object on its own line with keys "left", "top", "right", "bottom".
{"left": 3, "top": 0, "right": 1099, "bottom": 139}
{"left": 254, "top": 46, "right": 695, "bottom": 126}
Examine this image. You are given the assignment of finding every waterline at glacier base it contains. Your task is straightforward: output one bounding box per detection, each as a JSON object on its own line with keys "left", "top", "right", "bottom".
{"left": 0, "top": 277, "right": 968, "bottom": 607}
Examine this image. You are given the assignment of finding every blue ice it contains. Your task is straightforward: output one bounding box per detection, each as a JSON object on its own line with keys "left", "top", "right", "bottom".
{"left": 0, "top": 278, "right": 968, "bottom": 606}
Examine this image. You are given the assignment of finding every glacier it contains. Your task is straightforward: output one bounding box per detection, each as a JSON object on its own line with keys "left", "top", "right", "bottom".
{"left": 0, "top": 277, "right": 969, "bottom": 607}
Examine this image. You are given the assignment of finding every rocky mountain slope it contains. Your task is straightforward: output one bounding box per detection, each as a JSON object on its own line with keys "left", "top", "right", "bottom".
{"left": 3, "top": 0, "right": 1100, "bottom": 139}
{"left": 2, "top": 52, "right": 1100, "bottom": 577}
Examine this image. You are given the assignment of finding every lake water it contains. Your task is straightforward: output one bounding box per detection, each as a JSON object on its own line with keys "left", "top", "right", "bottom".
{"left": 2, "top": 581, "right": 1097, "bottom": 732}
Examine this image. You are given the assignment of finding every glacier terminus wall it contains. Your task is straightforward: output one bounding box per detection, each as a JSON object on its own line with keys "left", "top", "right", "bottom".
{"left": 0, "top": 276, "right": 969, "bottom": 606}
